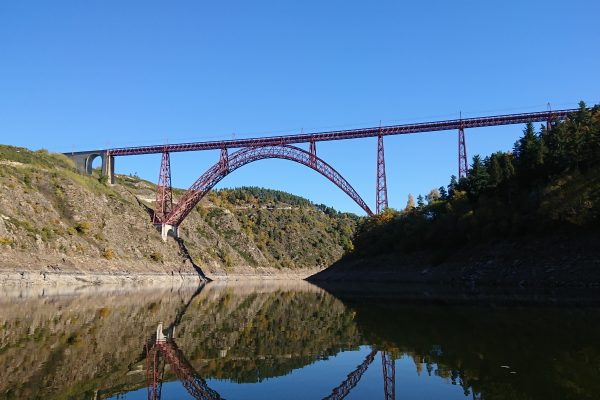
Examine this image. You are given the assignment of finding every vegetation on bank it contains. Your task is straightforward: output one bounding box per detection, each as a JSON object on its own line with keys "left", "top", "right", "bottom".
{"left": 190, "top": 187, "right": 358, "bottom": 269}
{"left": 0, "top": 143, "right": 358, "bottom": 272}
{"left": 349, "top": 102, "right": 600, "bottom": 261}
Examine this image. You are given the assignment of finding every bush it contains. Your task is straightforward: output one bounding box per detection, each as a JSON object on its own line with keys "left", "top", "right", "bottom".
{"left": 102, "top": 248, "right": 115, "bottom": 260}
{"left": 0, "top": 236, "right": 14, "bottom": 246}
{"left": 74, "top": 221, "right": 91, "bottom": 235}
{"left": 149, "top": 251, "right": 163, "bottom": 262}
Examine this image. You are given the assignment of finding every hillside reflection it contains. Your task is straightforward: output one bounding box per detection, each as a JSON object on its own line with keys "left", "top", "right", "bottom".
{"left": 2, "top": 282, "right": 599, "bottom": 399}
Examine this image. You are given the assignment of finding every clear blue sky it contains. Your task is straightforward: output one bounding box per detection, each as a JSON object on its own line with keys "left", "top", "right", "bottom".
{"left": 1, "top": 1, "right": 599, "bottom": 214}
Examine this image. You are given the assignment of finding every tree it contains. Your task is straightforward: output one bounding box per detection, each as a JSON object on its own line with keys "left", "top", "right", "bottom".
{"left": 448, "top": 175, "right": 458, "bottom": 198}
{"left": 487, "top": 153, "right": 502, "bottom": 187}
{"left": 426, "top": 188, "right": 440, "bottom": 204}
{"left": 513, "top": 122, "right": 545, "bottom": 178}
{"left": 439, "top": 186, "right": 448, "bottom": 200}
{"left": 467, "top": 155, "right": 490, "bottom": 196}
{"left": 416, "top": 194, "right": 425, "bottom": 209}
{"left": 405, "top": 194, "right": 416, "bottom": 212}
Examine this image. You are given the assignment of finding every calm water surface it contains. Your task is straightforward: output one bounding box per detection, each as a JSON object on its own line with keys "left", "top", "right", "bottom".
{"left": 1, "top": 281, "right": 599, "bottom": 399}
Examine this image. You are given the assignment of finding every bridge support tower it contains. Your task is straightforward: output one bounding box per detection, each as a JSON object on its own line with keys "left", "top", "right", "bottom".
{"left": 153, "top": 150, "right": 176, "bottom": 242}
{"left": 458, "top": 122, "right": 468, "bottom": 180}
{"left": 376, "top": 130, "right": 388, "bottom": 214}
{"left": 382, "top": 351, "right": 395, "bottom": 400}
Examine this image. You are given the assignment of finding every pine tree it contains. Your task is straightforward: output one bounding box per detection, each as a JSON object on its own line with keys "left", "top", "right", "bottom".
{"left": 487, "top": 153, "right": 503, "bottom": 187}
{"left": 448, "top": 175, "right": 458, "bottom": 198}
{"left": 417, "top": 194, "right": 425, "bottom": 209}
{"left": 513, "top": 122, "right": 545, "bottom": 178}
{"left": 467, "top": 155, "right": 490, "bottom": 196}
{"left": 439, "top": 186, "right": 448, "bottom": 200}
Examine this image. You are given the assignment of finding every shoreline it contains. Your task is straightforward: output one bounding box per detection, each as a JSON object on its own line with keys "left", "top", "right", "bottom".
{"left": 0, "top": 267, "right": 321, "bottom": 287}
{"left": 0, "top": 270, "right": 205, "bottom": 287}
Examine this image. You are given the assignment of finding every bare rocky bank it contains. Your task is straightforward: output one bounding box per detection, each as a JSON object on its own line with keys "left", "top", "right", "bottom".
{"left": 308, "top": 230, "right": 600, "bottom": 288}
{"left": 0, "top": 145, "right": 357, "bottom": 285}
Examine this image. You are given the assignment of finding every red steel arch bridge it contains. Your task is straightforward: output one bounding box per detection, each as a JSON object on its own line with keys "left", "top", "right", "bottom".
{"left": 64, "top": 108, "right": 576, "bottom": 240}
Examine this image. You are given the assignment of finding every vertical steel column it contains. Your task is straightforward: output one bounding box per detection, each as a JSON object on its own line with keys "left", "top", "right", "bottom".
{"left": 382, "top": 352, "right": 395, "bottom": 400}
{"left": 458, "top": 121, "right": 468, "bottom": 180}
{"left": 219, "top": 148, "right": 229, "bottom": 172}
{"left": 153, "top": 150, "right": 173, "bottom": 224}
{"left": 309, "top": 137, "right": 316, "bottom": 168}
{"left": 376, "top": 128, "right": 388, "bottom": 214}
{"left": 146, "top": 345, "right": 161, "bottom": 400}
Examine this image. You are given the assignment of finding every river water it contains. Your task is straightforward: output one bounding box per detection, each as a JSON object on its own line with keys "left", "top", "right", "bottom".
{"left": 1, "top": 281, "right": 599, "bottom": 400}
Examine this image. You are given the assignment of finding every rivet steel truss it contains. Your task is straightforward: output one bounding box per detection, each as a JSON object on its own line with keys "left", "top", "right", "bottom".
{"left": 323, "top": 350, "right": 378, "bottom": 400}
{"left": 458, "top": 124, "right": 468, "bottom": 180}
{"left": 147, "top": 341, "right": 222, "bottom": 400}
{"left": 153, "top": 150, "right": 173, "bottom": 224}
{"left": 164, "top": 144, "right": 373, "bottom": 226}
{"left": 376, "top": 131, "right": 388, "bottom": 214}
{"left": 107, "top": 109, "right": 576, "bottom": 156}
{"left": 382, "top": 352, "right": 395, "bottom": 400}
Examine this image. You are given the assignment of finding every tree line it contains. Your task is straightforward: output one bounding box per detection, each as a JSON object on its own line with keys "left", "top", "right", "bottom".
{"left": 351, "top": 102, "right": 600, "bottom": 259}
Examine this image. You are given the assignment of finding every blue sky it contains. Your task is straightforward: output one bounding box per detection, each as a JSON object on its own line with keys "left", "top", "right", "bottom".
{"left": 1, "top": 1, "right": 599, "bottom": 214}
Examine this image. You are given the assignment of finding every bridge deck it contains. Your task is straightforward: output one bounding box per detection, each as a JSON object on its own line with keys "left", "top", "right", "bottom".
{"left": 107, "top": 109, "right": 576, "bottom": 156}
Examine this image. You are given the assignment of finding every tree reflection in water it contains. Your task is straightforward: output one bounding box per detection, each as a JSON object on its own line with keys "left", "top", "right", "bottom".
{"left": 2, "top": 281, "right": 597, "bottom": 399}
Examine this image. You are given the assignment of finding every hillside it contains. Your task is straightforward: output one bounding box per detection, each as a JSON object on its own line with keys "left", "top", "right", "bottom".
{"left": 311, "top": 102, "right": 600, "bottom": 287}
{"left": 0, "top": 145, "right": 359, "bottom": 283}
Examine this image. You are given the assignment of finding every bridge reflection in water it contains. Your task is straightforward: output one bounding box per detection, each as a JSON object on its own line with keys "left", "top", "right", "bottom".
{"left": 142, "top": 280, "right": 487, "bottom": 400}
{"left": 145, "top": 325, "right": 400, "bottom": 400}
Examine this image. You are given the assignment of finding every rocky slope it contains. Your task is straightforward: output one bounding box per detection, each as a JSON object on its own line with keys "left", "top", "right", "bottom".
{"left": 0, "top": 145, "right": 359, "bottom": 283}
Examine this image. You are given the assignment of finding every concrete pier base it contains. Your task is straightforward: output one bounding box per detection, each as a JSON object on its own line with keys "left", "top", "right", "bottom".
{"left": 155, "top": 224, "right": 178, "bottom": 242}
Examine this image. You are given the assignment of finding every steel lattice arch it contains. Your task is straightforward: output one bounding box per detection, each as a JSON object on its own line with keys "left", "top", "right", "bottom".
{"left": 161, "top": 144, "right": 373, "bottom": 227}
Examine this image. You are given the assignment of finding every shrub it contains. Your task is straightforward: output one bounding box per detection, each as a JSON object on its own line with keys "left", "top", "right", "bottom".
{"left": 102, "top": 248, "right": 115, "bottom": 260}
{"left": 149, "top": 251, "right": 163, "bottom": 262}
{"left": 74, "top": 221, "right": 91, "bottom": 235}
{"left": 0, "top": 236, "right": 14, "bottom": 246}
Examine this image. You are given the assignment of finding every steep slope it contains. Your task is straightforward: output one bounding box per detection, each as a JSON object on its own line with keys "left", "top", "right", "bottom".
{"left": 0, "top": 145, "right": 359, "bottom": 282}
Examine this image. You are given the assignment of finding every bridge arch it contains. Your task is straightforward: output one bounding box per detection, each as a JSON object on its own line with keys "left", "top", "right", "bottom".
{"left": 164, "top": 145, "right": 373, "bottom": 226}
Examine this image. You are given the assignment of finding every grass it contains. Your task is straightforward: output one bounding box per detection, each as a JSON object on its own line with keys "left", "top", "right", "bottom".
{"left": 0, "top": 236, "right": 14, "bottom": 246}
{"left": 0, "top": 145, "right": 76, "bottom": 171}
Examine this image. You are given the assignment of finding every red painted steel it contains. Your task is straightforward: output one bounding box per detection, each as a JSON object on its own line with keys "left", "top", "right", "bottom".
{"left": 382, "top": 352, "right": 395, "bottom": 400}
{"left": 164, "top": 145, "right": 374, "bottom": 226}
{"left": 146, "top": 344, "right": 165, "bottom": 400}
{"left": 458, "top": 125, "right": 468, "bottom": 180}
{"left": 148, "top": 341, "right": 221, "bottom": 400}
{"left": 323, "top": 350, "right": 377, "bottom": 400}
{"left": 219, "top": 148, "right": 229, "bottom": 172}
{"left": 107, "top": 109, "right": 576, "bottom": 156}
{"left": 376, "top": 131, "right": 388, "bottom": 214}
{"left": 309, "top": 137, "right": 316, "bottom": 168}
{"left": 153, "top": 151, "right": 173, "bottom": 224}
